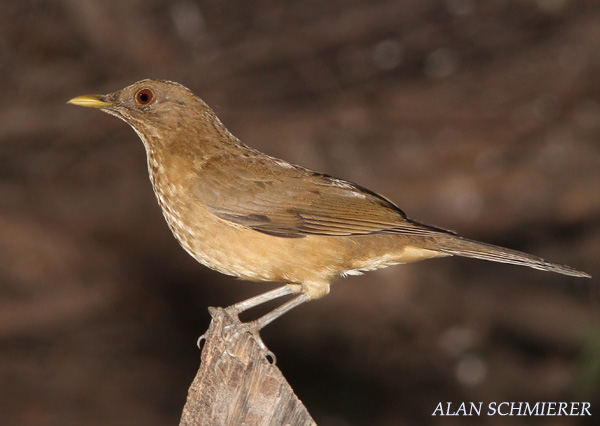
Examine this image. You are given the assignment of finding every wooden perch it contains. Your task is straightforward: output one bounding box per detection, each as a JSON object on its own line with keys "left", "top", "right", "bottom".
{"left": 179, "top": 307, "right": 317, "bottom": 426}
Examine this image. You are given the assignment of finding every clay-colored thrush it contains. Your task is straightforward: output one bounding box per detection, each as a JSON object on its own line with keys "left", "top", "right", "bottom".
{"left": 68, "top": 80, "right": 591, "bottom": 329}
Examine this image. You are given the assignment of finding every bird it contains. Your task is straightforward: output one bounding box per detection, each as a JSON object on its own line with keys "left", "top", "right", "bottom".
{"left": 68, "top": 79, "right": 591, "bottom": 331}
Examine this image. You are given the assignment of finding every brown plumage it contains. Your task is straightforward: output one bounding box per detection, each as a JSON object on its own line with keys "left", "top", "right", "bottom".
{"left": 68, "top": 79, "right": 590, "bottom": 329}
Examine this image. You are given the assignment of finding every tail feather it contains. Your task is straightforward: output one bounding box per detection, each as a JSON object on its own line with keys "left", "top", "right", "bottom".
{"left": 432, "top": 236, "right": 590, "bottom": 278}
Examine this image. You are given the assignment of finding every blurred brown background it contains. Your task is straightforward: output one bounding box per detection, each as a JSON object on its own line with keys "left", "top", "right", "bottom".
{"left": 1, "top": 0, "right": 599, "bottom": 425}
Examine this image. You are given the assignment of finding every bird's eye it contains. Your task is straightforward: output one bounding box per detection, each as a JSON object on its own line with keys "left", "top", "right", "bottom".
{"left": 135, "top": 89, "right": 154, "bottom": 105}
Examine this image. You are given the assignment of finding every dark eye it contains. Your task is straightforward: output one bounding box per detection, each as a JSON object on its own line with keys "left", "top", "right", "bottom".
{"left": 135, "top": 88, "right": 154, "bottom": 105}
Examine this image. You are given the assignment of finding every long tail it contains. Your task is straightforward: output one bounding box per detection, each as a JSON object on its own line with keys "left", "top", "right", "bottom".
{"left": 431, "top": 236, "right": 590, "bottom": 278}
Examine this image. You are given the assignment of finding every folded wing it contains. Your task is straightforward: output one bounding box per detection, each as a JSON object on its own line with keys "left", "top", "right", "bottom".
{"left": 194, "top": 155, "right": 453, "bottom": 238}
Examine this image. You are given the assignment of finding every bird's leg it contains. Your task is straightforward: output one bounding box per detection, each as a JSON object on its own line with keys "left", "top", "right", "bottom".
{"left": 248, "top": 293, "right": 311, "bottom": 331}
{"left": 228, "top": 283, "right": 303, "bottom": 315}
{"left": 222, "top": 284, "right": 308, "bottom": 361}
{"left": 226, "top": 293, "right": 312, "bottom": 362}
{"left": 222, "top": 284, "right": 300, "bottom": 345}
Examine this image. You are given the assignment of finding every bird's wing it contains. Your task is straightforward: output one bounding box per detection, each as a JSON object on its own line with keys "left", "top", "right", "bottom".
{"left": 194, "top": 155, "right": 454, "bottom": 238}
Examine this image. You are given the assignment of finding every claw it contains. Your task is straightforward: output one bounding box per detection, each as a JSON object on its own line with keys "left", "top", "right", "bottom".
{"left": 221, "top": 322, "right": 236, "bottom": 341}
{"left": 196, "top": 334, "right": 206, "bottom": 349}
{"left": 266, "top": 350, "right": 277, "bottom": 365}
{"left": 213, "top": 355, "right": 223, "bottom": 374}
{"left": 224, "top": 343, "right": 239, "bottom": 359}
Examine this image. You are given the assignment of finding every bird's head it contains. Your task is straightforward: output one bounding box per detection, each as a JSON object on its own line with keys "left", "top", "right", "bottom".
{"left": 68, "top": 79, "right": 229, "bottom": 152}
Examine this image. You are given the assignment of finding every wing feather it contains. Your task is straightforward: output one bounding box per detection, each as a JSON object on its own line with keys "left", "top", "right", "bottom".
{"left": 194, "top": 155, "right": 454, "bottom": 238}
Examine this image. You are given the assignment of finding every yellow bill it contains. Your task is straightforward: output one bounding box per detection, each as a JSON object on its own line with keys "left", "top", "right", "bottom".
{"left": 67, "top": 94, "right": 113, "bottom": 109}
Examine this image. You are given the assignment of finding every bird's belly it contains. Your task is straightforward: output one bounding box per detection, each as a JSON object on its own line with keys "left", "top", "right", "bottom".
{"left": 168, "top": 212, "right": 333, "bottom": 283}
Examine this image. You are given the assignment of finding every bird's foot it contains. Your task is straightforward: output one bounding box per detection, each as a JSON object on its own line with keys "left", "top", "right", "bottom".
{"left": 220, "top": 309, "right": 276, "bottom": 363}
{"left": 234, "top": 321, "right": 276, "bottom": 363}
